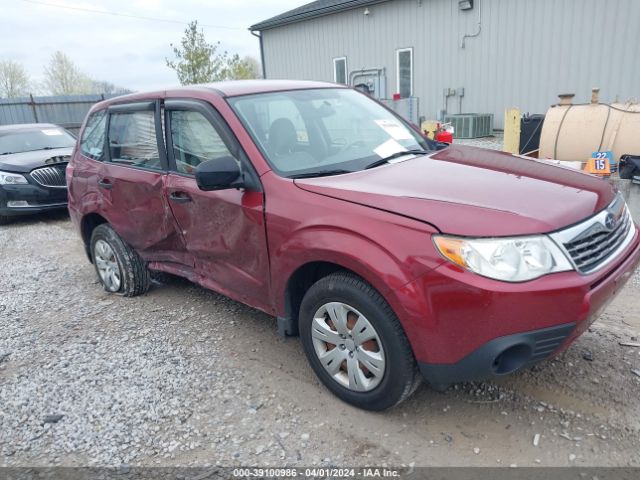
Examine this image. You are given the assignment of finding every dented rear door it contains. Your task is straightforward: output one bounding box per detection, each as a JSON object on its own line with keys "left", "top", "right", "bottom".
{"left": 99, "top": 100, "right": 191, "bottom": 265}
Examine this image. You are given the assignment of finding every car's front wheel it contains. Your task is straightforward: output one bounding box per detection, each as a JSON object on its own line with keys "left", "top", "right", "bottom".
{"left": 90, "top": 224, "right": 150, "bottom": 297}
{"left": 299, "top": 272, "right": 420, "bottom": 410}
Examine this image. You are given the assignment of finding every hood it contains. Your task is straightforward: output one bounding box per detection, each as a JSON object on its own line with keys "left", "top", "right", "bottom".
{"left": 294, "top": 145, "right": 616, "bottom": 236}
{"left": 0, "top": 147, "right": 73, "bottom": 173}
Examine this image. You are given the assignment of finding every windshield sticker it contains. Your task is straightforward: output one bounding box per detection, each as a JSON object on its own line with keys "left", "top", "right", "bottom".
{"left": 373, "top": 139, "right": 407, "bottom": 158}
{"left": 374, "top": 119, "right": 414, "bottom": 141}
{"left": 42, "top": 129, "right": 64, "bottom": 136}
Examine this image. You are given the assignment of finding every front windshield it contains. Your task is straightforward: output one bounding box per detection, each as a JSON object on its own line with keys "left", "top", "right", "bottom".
{"left": 228, "top": 88, "right": 434, "bottom": 177}
{"left": 0, "top": 126, "right": 76, "bottom": 155}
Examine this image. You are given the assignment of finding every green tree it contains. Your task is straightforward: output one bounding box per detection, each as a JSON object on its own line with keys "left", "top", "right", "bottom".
{"left": 227, "top": 55, "right": 262, "bottom": 80}
{"left": 0, "top": 60, "right": 30, "bottom": 98}
{"left": 166, "top": 21, "right": 230, "bottom": 85}
{"left": 43, "top": 51, "right": 92, "bottom": 95}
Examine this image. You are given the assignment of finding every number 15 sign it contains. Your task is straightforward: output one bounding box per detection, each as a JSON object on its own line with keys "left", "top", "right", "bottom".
{"left": 586, "top": 151, "right": 613, "bottom": 175}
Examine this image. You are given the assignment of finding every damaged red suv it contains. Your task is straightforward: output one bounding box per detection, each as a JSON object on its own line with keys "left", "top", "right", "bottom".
{"left": 67, "top": 80, "right": 640, "bottom": 410}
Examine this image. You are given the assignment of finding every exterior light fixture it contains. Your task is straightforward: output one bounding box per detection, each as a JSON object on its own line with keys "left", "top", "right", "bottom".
{"left": 459, "top": 0, "right": 473, "bottom": 10}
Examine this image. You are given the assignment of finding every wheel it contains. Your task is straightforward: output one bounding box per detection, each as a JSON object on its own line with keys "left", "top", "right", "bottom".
{"left": 90, "top": 224, "right": 150, "bottom": 297}
{"left": 299, "top": 272, "right": 420, "bottom": 410}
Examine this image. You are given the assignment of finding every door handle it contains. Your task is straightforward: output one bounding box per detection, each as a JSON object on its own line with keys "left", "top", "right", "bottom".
{"left": 169, "top": 191, "right": 193, "bottom": 203}
{"left": 98, "top": 178, "right": 113, "bottom": 190}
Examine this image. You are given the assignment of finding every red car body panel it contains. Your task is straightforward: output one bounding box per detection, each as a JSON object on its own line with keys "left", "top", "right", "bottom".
{"left": 391, "top": 233, "right": 640, "bottom": 364}
{"left": 295, "top": 145, "right": 616, "bottom": 236}
{"left": 67, "top": 81, "right": 640, "bottom": 386}
{"left": 164, "top": 172, "right": 271, "bottom": 311}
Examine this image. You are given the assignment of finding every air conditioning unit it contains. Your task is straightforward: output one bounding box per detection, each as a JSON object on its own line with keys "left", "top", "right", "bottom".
{"left": 444, "top": 113, "right": 494, "bottom": 139}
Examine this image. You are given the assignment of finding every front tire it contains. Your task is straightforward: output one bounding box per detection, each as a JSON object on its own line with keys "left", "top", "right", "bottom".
{"left": 90, "top": 224, "right": 150, "bottom": 297}
{"left": 299, "top": 272, "right": 420, "bottom": 410}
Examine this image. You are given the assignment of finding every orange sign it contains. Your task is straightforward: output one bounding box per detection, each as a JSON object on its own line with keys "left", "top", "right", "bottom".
{"left": 584, "top": 157, "right": 611, "bottom": 175}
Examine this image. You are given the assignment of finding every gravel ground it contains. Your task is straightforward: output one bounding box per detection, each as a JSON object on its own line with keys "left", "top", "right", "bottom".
{"left": 1, "top": 199, "right": 639, "bottom": 468}
{"left": 454, "top": 133, "right": 504, "bottom": 151}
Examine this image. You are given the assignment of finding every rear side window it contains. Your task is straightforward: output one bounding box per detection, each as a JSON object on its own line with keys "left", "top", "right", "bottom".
{"left": 107, "top": 111, "right": 162, "bottom": 171}
{"left": 169, "top": 110, "right": 232, "bottom": 175}
{"left": 80, "top": 111, "right": 107, "bottom": 160}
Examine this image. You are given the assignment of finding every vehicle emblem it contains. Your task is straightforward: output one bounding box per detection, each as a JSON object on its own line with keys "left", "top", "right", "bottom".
{"left": 604, "top": 213, "right": 616, "bottom": 230}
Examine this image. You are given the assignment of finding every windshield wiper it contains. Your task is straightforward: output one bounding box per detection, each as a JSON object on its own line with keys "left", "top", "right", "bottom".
{"left": 365, "top": 149, "right": 430, "bottom": 170}
{"left": 289, "top": 169, "right": 352, "bottom": 179}
{"left": 0, "top": 151, "right": 15, "bottom": 156}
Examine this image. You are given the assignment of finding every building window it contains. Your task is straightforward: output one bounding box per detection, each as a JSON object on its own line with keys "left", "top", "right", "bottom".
{"left": 333, "top": 57, "right": 347, "bottom": 85}
{"left": 396, "top": 48, "right": 413, "bottom": 98}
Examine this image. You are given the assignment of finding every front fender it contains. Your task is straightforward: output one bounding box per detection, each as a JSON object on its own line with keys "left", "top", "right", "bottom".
{"left": 273, "top": 225, "right": 408, "bottom": 301}
{"left": 270, "top": 211, "right": 444, "bottom": 314}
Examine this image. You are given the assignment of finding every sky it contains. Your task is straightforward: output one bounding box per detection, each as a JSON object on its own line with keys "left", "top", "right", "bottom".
{"left": 1, "top": 0, "right": 303, "bottom": 92}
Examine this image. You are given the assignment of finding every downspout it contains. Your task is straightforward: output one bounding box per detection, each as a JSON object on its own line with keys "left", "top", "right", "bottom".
{"left": 250, "top": 30, "right": 266, "bottom": 79}
{"left": 460, "top": 0, "right": 482, "bottom": 48}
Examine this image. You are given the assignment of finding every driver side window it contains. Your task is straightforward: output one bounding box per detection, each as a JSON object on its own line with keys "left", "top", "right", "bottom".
{"left": 169, "top": 110, "right": 233, "bottom": 175}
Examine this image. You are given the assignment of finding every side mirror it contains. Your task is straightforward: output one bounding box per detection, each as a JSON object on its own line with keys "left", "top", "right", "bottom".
{"left": 195, "top": 156, "right": 243, "bottom": 191}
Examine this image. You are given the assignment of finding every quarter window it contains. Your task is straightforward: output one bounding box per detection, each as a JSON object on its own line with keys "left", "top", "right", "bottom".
{"left": 333, "top": 57, "right": 347, "bottom": 85}
{"left": 396, "top": 48, "right": 413, "bottom": 98}
{"left": 107, "top": 110, "right": 162, "bottom": 171}
{"left": 80, "top": 110, "right": 107, "bottom": 160}
{"left": 169, "top": 110, "right": 233, "bottom": 175}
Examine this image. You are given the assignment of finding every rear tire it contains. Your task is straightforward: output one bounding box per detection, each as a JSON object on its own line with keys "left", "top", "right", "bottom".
{"left": 90, "top": 224, "right": 150, "bottom": 297}
{"left": 299, "top": 271, "right": 420, "bottom": 410}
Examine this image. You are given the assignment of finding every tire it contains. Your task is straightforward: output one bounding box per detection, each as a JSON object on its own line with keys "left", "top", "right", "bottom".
{"left": 299, "top": 271, "right": 420, "bottom": 410}
{"left": 0, "top": 215, "right": 11, "bottom": 225}
{"left": 90, "top": 224, "right": 150, "bottom": 297}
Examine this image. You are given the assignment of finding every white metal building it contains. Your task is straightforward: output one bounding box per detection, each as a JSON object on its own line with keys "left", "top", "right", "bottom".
{"left": 250, "top": 0, "right": 640, "bottom": 128}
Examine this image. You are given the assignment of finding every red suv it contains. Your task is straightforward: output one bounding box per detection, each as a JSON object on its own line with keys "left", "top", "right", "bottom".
{"left": 67, "top": 80, "right": 640, "bottom": 410}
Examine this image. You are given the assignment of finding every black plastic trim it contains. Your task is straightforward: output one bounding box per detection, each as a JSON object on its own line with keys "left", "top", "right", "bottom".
{"left": 419, "top": 323, "right": 576, "bottom": 391}
{"left": 108, "top": 101, "right": 155, "bottom": 113}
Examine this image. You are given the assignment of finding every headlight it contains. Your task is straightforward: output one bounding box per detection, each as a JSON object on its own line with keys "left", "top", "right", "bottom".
{"left": 0, "top": 170, "right": 28, "bottom": 185}
{"left": 433, "top": 234, "right": 573, "bottom": 282}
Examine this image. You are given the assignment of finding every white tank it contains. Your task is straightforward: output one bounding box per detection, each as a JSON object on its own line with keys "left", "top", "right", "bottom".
{"left": 539, "top": 93, "right": 640, "bottom": 162}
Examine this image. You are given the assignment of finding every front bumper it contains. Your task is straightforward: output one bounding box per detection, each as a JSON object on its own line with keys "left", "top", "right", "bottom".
{"left": 391, "top": 226, "right": 640, "bottom": 388}
{"left": 419, "top": 322, "right": 576, "bottom": 390}
{"left": 0, "top": 183, "right": 68, "bottom": 217}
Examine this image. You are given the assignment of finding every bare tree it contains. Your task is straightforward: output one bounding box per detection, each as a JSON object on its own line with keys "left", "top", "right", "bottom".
{"left": 91, "top": 80, "right": 132, "bottom": 95}
{"left": 43, "top": 51, "right": 92, "bottom": 95}
{"left": 0, "top": 60, "right": 30, "bottom": 98}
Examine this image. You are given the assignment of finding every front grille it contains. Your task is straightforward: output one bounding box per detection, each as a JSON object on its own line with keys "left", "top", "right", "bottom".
{"left": 563, "top": 210, "right": 632, "bottom": 272}
{"left": 30, "top": 164, "right": 68, "bottom": 188}
{"left": 550, "top": 195, "right": 634, "bottom": 274}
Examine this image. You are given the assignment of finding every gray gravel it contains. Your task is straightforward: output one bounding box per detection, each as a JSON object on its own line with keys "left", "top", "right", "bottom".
{"left": 1, "top": 204, "right": 639, "bottom": 468}
{"left": 454, "top": 133, "right": 504, "bottom": 151}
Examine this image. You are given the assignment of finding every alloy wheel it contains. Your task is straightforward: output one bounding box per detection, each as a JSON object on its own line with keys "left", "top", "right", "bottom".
{"left": 94, "top": 239, "right": 122, "bottom": 292}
